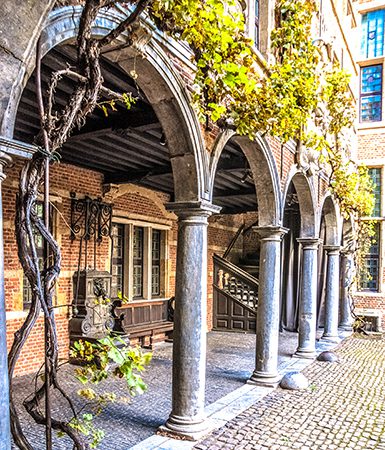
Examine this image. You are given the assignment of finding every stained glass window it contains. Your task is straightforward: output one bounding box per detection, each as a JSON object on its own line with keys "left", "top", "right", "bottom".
{"left": 368, "top": 168, "right": 382, "bottom": 217}
{"left": 360, "top": 65, "right": 382, "bottom": 122}
{"left": 361, "top": 10, "right": 385, "bottom": 58}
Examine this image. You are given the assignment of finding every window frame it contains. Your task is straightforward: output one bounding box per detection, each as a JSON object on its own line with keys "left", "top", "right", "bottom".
{"left": 361, "top": 9, "right": 385, "bottom": 59}
{"left": 360, "top": 64, "right": 383, "bottom": 123}
{"left": 110, "top": 220, "right": 168, "bottom": 302}
{"left": 359, "top": 221, "right": 381, "bottom": 292}
{"left": 22, "top": 201, "right": 56, "bottom": 310}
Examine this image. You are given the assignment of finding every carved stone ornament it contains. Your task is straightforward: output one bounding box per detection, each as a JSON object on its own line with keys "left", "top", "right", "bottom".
{"left": 70, "top": 270, "right": 114, "bottom": 342}
{"left": 296, "top": 140, "right": 320, "bottom": 176}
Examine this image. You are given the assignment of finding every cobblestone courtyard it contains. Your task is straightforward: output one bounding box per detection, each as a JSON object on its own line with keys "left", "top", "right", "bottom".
{"left": 195, "top": 334, "right": 385, "bottom": 450}
{"left": 11, "top": 331, "right": 297, "bottom": 449}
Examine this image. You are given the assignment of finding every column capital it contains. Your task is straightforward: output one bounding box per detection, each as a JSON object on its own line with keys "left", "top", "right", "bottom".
{"left": 252, "top": 226, "right": 289, "bottom": 241}
{"left": 166, "top": 200, "right": 221, "bottom": 221}
{"left": 0, "top": 148, "right": 12, "bottom": 182}
{"left": 324, "top": 245, "right": 341, "bottom": 255}
{"left": 297, "top": 237, "right": 322, "bottom": 250}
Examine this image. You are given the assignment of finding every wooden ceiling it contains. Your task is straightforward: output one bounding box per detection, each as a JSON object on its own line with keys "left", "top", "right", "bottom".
{"left": 14, "top": 44, "right": 257, "bottom": 214}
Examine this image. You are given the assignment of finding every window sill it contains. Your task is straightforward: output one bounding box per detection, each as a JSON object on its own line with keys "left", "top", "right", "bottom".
{"left": 358, "top": 121, "right": 385, "bottom": 132}
{"left": 354, "top": 291, "right": 384, "bottom": 298}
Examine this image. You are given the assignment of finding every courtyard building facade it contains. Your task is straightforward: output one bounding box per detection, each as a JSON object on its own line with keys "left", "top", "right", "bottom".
{"left": 0, "top": 0, "right": 370, "bottom": 447}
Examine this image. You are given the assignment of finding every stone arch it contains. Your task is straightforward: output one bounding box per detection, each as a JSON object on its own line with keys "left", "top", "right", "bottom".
{"left": 283, "top": 170, "right": 317, "bottom": 238}
{"left": 1, "top": 5, "right": 208, "bottom": 202}
{"left": 319, "top": 195, "right": 341, "bottom": 246}
{"left": 209, "top": 130, "right": 281, "bottom": 226}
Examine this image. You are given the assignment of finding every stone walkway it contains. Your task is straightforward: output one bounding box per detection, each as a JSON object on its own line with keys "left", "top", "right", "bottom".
{"left": 11, "top": 331, "right": 298, "bottom": 449}
{"left": 194, "top": 334, "right": 385, "bottom": 450}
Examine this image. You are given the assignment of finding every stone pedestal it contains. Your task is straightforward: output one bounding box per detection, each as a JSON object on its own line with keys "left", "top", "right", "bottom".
{"left": 294, "top": 238, "right": 320, "bottom": 359}
{"left": 0, "top": 151, "right": 12, "bottom": 449}
{"left": 322, "top": 246, "right": 341, "bottom": 342}
{"left": 249, "top": 226, "right": 288, "bottom": 386}
{"left": 70, "top": 270, "right": 114, "bottom": 344}
{"left": 339, "top": 253, "right": 353, "bottom": 331}
{"left": 162, "top": 201, "right": 220, "bottom": 439}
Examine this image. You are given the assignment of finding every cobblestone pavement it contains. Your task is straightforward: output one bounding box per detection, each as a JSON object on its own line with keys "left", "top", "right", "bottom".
{"left": 195, "top": 334, "right": 385, "bottom": 450}
{"left": 11, "top": 331, "right": 298, "bottom": 449}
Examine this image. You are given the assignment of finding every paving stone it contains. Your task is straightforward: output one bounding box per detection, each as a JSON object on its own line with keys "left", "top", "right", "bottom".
{"left": 195, "top": 334, "right": 385, "bottom": 450}
{"left": 10, "top": 330, "right": 299, "bottom": 450}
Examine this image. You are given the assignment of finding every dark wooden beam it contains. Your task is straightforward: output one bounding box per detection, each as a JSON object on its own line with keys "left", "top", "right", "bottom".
{"left": 104, "top": 164, "right": 172, "bottom": 184}
{"left": 218, "top": 205, "right": 258, "bottom": 215}
{"left": 216, "top": 156, "right": 247, "bottom": 172}
{"left": 213, "top": 187, "right": 256, "bottom": 199}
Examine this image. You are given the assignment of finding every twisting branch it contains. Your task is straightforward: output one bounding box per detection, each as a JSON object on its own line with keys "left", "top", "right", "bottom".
{"left": 9, "top": 1, "right": 150, "bottom": 449}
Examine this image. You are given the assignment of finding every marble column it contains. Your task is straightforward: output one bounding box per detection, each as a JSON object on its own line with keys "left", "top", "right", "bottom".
{"left": 339, "top": 251, "right": 354, "bottom": 331}
{"left": 0, "top": 151, "right": 12, "bottom": 450}
{"left": 322, "top": 245, "right": 341, "bottom": 342}
{"left": 162, "top": 201, "right": 220, "bottom": 439}
{"left": 294, "top": 238, "right": 320, "bottom": 359}
{"left": 249, "top": 226, "right": 288, "bottom": 386}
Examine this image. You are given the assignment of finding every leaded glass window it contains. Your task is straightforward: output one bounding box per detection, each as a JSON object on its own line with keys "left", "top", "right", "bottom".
{"left": 368, "top": 168, "right": 382, "bottom": 217}
{"left": 361, "top": 10, "right": 385, "bottom": 58}
{"left": 360, "top": 65, "right": 382, "bottom": 122}
{"left": 133, "top": 226, "right": 144, "bottom": 298}
{"left": 360, "top": 222, "right": 380, "bottom": 291}
{"left": 254, "top": 0, "right": 260, "bottom": 49}
{"left": 111, "top": 223, "right": 124, "bottom": 298}
{"left": 151, "top": 230, "right": 161, "bottom": 296}
{"left": 23, "top": 202, "right": 46, "bottom": 310}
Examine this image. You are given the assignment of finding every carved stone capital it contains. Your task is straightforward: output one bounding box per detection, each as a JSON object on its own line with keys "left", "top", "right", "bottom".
{"left": 253, "top": 226, "right": 289, "bottom": 241}
{"left": 297, "top": 237, "right": 322, "bottom": 250}
{"left": 166, "top": 200, "right": 221, "bottom": 223}
{"left": 324, "top": 245, "right": 341, "bottom": 256}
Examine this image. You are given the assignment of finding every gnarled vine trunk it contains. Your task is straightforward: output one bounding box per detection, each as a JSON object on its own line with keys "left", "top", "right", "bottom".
{"left": 8, "top": 1, "right": 150, "bottom": 448}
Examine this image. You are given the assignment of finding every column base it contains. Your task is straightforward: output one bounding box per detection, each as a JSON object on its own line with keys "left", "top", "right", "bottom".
{"left": 293, "top": 348, "right": 317, "bottom": 359}
{"left": 248, "top": 370, "right": 281, "bottom": 387}
{"left": 321, "top": 334, "right": 341, "bottom": 344}
{"left": 159, "top": 413, "right": 209, "bottom": 441}
{"left": 339, "top": 323, "right": 353, "bottom": 332}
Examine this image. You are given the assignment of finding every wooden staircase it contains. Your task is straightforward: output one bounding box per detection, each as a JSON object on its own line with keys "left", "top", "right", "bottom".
{"left": 213, "top": 253, "right": 259, "bottom": 332}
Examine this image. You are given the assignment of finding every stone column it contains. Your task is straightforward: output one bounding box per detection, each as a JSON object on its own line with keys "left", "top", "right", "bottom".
{"left": 322, "top": 245, "right": 341, "bottom": 342}
{"left": 294, "top": 238, "right": 320, "bottom": 359}
{"left": 249, "top": 226, "right": 287, "bottom": 386}
{"left": 339, "top": 252, "right": 354, "bottom": 331}
{"left": 162, "top": 201, "right": 220, "bottom": 439}
{"left": 0, "top": 151, "right": 12, "bottom": 450}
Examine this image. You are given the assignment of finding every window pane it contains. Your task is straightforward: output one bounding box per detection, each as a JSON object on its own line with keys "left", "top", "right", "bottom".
{"left": 151, "top": 230, "right": 161, "bottom": 296}
{"left": 23, "top": 202, "right": 46, "bottom": 310}
{"left": 111, "top": 223, "right": 124, "bottom": 298}
{"left": 360, "top": 66, "right": 383, "bottom": 123}
{"left": 133, "top": 227, "right": 144, "bottom": 298}
{"left": 361, "top": 95, "right": 382, "bottom": 122}
{"left": 368, "top": 168, "right": 382, "bottom": 216}
{"left": 361, "top": 66, "right": 382, "bottom": 94}
{"left": 359, "top": 222, "right": 380, "bottom": 291}
{"left": 361, "top": 10, "right": 385, "bottom": 58}
{"left": 254, "top": 0, "right": 259, "bottom": 49}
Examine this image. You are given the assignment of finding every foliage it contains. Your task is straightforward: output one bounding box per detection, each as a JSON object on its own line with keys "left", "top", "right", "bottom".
{"left": 67, "top": 336, "right": 152, "bottom": 448}
{"left": 150, "top": 0, "right": 372, "bottom": 226}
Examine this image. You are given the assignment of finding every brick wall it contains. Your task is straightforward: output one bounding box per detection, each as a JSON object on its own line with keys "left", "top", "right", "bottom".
{"left": 4, "top": 160, "right": 178, "bottom": 375}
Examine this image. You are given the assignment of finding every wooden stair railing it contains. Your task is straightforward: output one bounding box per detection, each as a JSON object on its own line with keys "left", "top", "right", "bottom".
{"left": 213, "top": 253, "right": 259, "bottom": 313}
